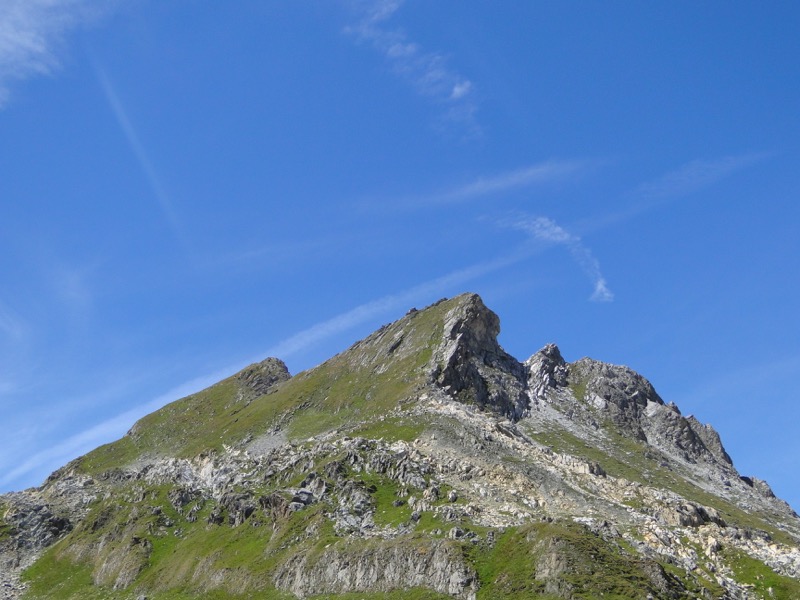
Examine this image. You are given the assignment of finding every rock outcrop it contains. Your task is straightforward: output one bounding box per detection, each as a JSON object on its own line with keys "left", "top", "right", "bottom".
{"left": 430, "top": 293, "right": 529, "bottom": 419}
{"left": 274, "top": 538, "right": 478, "bottom": 600}
{"left": 236, "top": 357, "right": 291, "bottom": 398}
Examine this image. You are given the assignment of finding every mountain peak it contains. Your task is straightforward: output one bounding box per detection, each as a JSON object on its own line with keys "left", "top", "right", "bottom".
{"left": 3, "top": 293, "right": 799, "bottom": 600}
{"left": 440, "top": 292, "right": 500, "bottom": 346}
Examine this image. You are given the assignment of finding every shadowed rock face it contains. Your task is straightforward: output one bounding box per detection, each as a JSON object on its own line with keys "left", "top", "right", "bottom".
{"left": 2, "top": 292, "right": 799, "bottom": 600}
{"left": 235, "top": 357, "right": 291, "bottom": 397}
{"left": 429, "top": 293, "right": 529, "bottom": 420}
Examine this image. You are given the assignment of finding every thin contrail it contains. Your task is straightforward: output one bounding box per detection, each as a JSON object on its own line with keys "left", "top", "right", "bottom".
{"left": 94, "top": 64, "right": 192, "bottom": 255}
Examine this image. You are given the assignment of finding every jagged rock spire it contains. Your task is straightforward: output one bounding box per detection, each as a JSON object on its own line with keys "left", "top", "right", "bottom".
{"left": 429, "top": 293, "right": 529, "bottom": 420}
{"left": 525, "top": 343, "right": 569, "bottom": 399}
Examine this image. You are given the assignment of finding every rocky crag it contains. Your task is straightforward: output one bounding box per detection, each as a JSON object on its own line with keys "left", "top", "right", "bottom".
{"left": 2, "top": 293, "right": 799, "bottom": 599}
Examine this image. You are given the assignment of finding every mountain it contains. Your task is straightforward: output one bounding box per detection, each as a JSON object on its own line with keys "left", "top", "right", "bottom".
{"left": 2, "top": 293, "right": 799, "bottom": 600}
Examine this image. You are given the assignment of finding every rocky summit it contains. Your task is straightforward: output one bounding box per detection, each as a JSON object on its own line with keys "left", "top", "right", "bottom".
{"left": 2, "top": 293, "right": 799, "bottom": 600}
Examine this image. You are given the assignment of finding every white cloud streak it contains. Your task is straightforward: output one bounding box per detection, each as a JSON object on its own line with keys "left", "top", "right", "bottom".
{"left": 435, "top": 160, "right": 588, "bottom": 205}
{"left": 635, "top": 154, "right": 768, "bottom": 200}
{"left": 586, "top": 153, "right": 769, "bottom": 233}
{"left": 507, "top": 216, "right": 613, "bottom": 302}
{"left": 680, "top": 353, "right": 800, "bottom": 412}
{"left": 346, "top": 0, "right": 478, "bottom": 131}
{"left": 50, "top": 262, "right": 93, "bottom": 314}
{"left": 0, "top": 301, "right": 29, "bottom": 402}
{"left": 365, "top": 159, "right": 592, "bottom": 214}
{"left": 266, "top": 250, "right": 530, "bottom": 360}
{"left": 0, "top": 370, "right": 227, "bottom": 491}
{"left": 95, "top": 65, "right": 191, "bottom": 252}
{"left": 0, "top": 0, "right": 119, "bottom": 107}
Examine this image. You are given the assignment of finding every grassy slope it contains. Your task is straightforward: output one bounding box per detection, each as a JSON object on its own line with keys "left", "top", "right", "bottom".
{"left": 76, "top": 298, "right": 450, "bottom": 476}
{"left": 475, "top": 521, "right": 667, "bottom": 600}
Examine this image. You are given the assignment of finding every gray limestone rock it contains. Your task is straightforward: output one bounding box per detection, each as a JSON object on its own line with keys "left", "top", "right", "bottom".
{"left": 526, "top": 343, "right": 569, "bottom": 399}
{"left": 273, "top": 538, "right": 478, "bottom": 600}
{"left": 430, "top": 293, "right": 529, "bottom": 420}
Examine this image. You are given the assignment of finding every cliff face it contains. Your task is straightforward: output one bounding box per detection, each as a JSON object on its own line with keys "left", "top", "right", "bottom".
{"left": 2, "top": 293, "right": 799, "bottom": 600}
{"left": 430, "top": 294, "right": 528, "bottom": 419}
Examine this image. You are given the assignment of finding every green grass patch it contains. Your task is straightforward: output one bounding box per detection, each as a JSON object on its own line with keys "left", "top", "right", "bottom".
{"left": 724, "top": 547, "right": 800, "bottom": 600}
{"left": 659, "top": 559, "right": 727, "bottom": 598}
{"left": 0, "top": 502, "right": 14, "bottom": 541}
{"left": 73, "top": 435, "right": 139, "bottom": 475}
{"left": 307, "top": 590, "right": 452, "bottom": 600}
{"left": 567, "top": 380, "right": 587, "bottom": 403}
{"left": 352, "top": 416, "right": 425, "bottom": 443}
{"left": 473, "top": 520, "right": 666, "bottom": 600}
{"left": 355, "top": 471, "right": 410, "bottom": 527}
{"left": 526, "top": 424, "right": 644, "bottom": 484}
{"left": 21, "top": 552, "right": 107, "bottom": 600}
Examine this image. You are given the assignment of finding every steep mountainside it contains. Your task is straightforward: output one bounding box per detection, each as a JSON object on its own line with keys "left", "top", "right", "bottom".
{"left": 2, "top": 293, "right": 799, "bottom": 600}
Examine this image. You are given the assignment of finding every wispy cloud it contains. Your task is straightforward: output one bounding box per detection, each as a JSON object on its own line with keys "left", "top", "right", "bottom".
{"left": 433, "top": 160, "right": 590, "bottom": 205}
{"left": 207, "top": 234, "right": 345, "bottom": 272}
{"left": 346, "top": 0, "right": 478, "bottom": 132}
{"left": 0, "top": 379, "right": 17, "bottom": 395}
{"left": 0, "top": 1, "right": 119, "bottom": 107}
{"left": 363, "top": 159, "right": 593, "bottom": 213}
{"left": 0, "top": 301, "right": 30, "bottom": 402}
{"left": 94, "top": 64, "right": 191, "bottom": 253}
{"left": 680, "top": 353, "right": 800, "bottom": 412}
{"left": 506, "top": 216, "right": 613, "bottom": 302}
{"left": 0, "top": 229, "right": 595, "bottom": 491}
{"left": 586, "top": 153, "right": 769, "bottom": 233}
{"left": 0, "top": 370, "right": 226, "bottom": 491}
{"left": 635, "top": 154, "right": 768, "bottom": 200}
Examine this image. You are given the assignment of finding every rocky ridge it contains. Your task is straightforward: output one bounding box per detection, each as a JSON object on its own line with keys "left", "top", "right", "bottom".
{"left": 2, "top": 293, "right": 799, "bottom": 599}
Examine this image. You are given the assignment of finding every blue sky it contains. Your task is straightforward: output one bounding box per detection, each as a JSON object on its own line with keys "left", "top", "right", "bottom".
{"left": 1, "top": 1, "right": 799, "bottom": 510}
